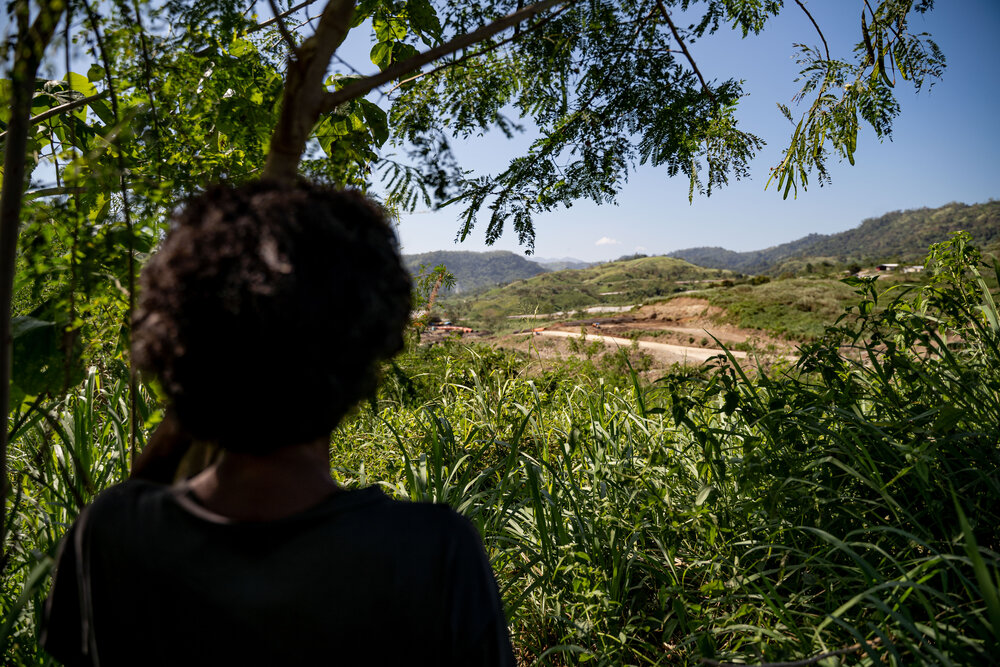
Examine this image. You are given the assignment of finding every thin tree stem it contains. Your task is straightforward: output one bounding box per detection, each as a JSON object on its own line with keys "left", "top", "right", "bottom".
{"left": 0, "top": 0, "right": 66, "bottom": 569}
{"left": 0, "top": 93, "right": 107, "bottom": 143}
{"left": 80, "top": 0, "right": 139, "bottom": 460}
{"left": 655, "top": 1, "right": 716, "bottom": 105}
{"left": 250, "top": 0, "right": 323, "bottom": 33}
{"left": 267, "top": 0, "right": 300, "bottom": 53}
{"left": 794, "top": 0, "right": 830, "bottom": 61}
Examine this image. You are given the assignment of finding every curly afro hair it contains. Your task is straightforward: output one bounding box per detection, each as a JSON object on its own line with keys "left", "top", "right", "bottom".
{"left": 132, "top": 181, "right": 412, "bottom": 453}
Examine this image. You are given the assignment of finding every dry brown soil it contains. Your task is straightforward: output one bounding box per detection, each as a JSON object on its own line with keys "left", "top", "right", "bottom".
{"left": 495, "top": 298, "right": 799, "bottom": 374}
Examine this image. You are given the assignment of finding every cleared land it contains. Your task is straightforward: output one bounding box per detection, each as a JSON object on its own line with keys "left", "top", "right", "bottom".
{"left": 492, "top": 297, "right": 798, "bottom": 374}
{"left": 534, "top": 330, "right": 748, "bottom": 364}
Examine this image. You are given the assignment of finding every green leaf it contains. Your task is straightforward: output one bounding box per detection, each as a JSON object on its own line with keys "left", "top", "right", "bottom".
{"left": 370, "top": 41, "right": 393, "bottom": 70}
{"left": 932, "top": 404, "right": 964, "bottom": 431}
{"left": 351, "top": 0, "right": 381, "bottom": 27}
{"left": 88, "top": 98, "right": 115, "bottom": 125}
{"left": 359, "top": 99, "right": 389, "bottom": 146}
{"left": 954, "top": 497, "right": 1000, "bottom": 642}
{"left": 373, "top": 15, "right": 406, "bottom": 42}
{"left": 65, "top": 72, "right": 98, "bottom": 98}
{"left": 406, "top": 0, "right": 442, "bottom": 44}
{"left": 393, "top": 42, "right": 418, "bottom": 68}
{"left": 87, "top": 64, "right": 105, "bottom": 83}
{"left": 11, "top": 315, "right": 85, "bottom": 398}
{"left": 11, "top": 316, "right": 53, "bottom": 339}
{"left": 229, "top": 37, "right": 256, "bottom": 58}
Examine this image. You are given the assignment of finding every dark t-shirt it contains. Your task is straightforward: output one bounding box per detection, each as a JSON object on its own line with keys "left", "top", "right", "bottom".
{"left": 41, "top": 480, "right": 514, "bottom": 666}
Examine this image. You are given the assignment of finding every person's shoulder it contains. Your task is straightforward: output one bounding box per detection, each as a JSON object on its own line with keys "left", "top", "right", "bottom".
{"left": 82, "top": 479, "right": 177, "bottom": 526}
{"left": 89, "top": 478, "right": 172, "bottom": 506}
{"left": 347, "top": 488, "right": 481, "bottom": 544}
{"left": 369, "top": 490, "right": 471, "bottom": 527}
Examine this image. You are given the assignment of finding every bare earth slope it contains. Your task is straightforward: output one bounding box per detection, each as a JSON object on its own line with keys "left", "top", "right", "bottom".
{"left": 497, "top": 297, "right": 798, "bottom": 372}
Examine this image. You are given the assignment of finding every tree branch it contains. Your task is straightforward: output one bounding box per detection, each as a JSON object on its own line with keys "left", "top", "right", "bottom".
{"left": 1, "top": 0, "right": 66, "bottom": 564}
{"left": 249, "top": 0, "right": 323, "bottom": 34}
{"left": 0, "top": 92, "right": 107, "bottom": 144}
{"left": 655, "top": 1, "right": 717, "bottom": 105}
{"left": 794, "top": 0, "right": 830, "bottom": 61}
{"left": 263, "top": 0, "right": 577, "bottom": 181}
{"left": 321, "top": 0, "right": 573, "bottom": 113}
{"left": 267, "top": 0, "right": 300, "bottom": 53}
{"left": 24, "top": 186, "right": 90, "bottom": 200}
{"left": 262, "top": 0, "right": 355, "bottom": 182}
{"left": 386, "top": 1, "right": 572, "bottom": 97}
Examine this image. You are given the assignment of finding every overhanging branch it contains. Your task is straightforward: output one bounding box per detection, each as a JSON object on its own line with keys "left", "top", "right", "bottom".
{"left": 795, "top": 0, "right": 830, "bottom": 61}
{"left": 0, "top": 92, "right": 107, "bottom": 144}
{"left": 261, "top": 0, "right": 355, "bottom": 181}
{"left": 249, "top": 0, "right": 323, "bottom": 34}
{"left": 656, "top": 1, "right": 717, "bottom": 105}
{"left": 263, "top": 0, "right": 578, "bottom": 181}
{"left": 386, "top": 1, "right": 573, "bottom": 96}
{"left": 321, "top": 0, "right": 573, "bottom": 112}
{"left": 266, "top": 0, "right": 300, "bottom": 53}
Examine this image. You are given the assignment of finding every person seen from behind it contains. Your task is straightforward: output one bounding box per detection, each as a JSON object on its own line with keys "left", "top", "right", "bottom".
{"left": 41, "top": 181, "right": 515, "bottom": 666}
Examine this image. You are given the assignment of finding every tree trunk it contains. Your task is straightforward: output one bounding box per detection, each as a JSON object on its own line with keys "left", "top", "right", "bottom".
{"left": 261, "top": 0, "right": 356, "bottom": 182}
{"left": 1, "top": 0, "right": 66, "bottom": 562}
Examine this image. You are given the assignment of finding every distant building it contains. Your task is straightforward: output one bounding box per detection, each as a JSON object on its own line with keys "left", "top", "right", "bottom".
{"left": 903, "top": 265, "right": 925, "bottom": 273}
{"left": 877, "top": 263, "right": 900, "bottom": 271}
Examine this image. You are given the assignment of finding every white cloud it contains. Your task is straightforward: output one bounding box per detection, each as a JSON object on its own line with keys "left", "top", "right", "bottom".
{"left": 595, "top": 237, "right": 621, "bottom": 246}
{"left": 634, "top": 245, "right": 647, "bottom": 253}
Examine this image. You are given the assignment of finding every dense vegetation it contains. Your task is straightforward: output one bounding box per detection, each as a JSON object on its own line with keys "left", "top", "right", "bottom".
{"left": 0, "top": 1, "right": 983, "bottom": 664}
{"left": 404, "top": 250, "right": 548, "bottom": 295}
{"left": 446, "top": 256, "right": 730, "bottom": 327}
{"left": 5, "top": 235, "right": 998, "bottom": 665}
{"left": 696, "top": 277, "right": 872, "bottom": 340}
{"left": 669, "top": 200, "right": 1000, "bottom": 274}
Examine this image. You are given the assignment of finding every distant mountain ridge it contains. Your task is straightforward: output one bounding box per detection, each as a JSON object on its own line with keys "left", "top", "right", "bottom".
{"left": 668, "top": 201, "right": 1000, "bottom": 274}
{"left": 403, "top": 250, "right": 548, "bottom": 294}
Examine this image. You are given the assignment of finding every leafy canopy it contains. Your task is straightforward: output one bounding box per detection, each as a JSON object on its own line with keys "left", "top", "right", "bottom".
{"left": 3, "top": 0, "right": 944, "bottom": 241}
{"left": 0, "top": 0, "right": 944, "bottom": 399}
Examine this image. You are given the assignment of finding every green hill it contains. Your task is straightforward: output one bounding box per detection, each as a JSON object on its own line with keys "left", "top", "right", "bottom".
{"left": 446, "top": 256, "right": 730, "bottom": 325}
{"left": 532, "top": 257, "right": 594, "bottom": 271}
{"left": 403, "top": 250, "right": 547, "bottom": 294}
{"left": 669, "top": 200, "right": 1000, "bottom": 274}
{"left": 701, "top": 277, "right": 866, "bottom": 340}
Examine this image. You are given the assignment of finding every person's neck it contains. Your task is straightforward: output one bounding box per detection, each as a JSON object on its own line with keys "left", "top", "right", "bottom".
{"left": 187, "top": 437, "right": 340, "bottom": 521}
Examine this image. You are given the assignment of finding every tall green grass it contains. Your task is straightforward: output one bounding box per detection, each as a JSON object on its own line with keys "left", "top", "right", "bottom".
{"left": 338, "top": 233, "right": 999, "bottom": 664}
{"left": 2, "top": 370, "right": 153, "bottom": 661}
{"left": 3, "top": 233, "right": 998, "bottom": 665}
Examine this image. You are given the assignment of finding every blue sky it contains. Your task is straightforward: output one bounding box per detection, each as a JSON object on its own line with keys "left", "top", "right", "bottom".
{"left": 377, "top": 1, "right": 1000, "bottom": 261}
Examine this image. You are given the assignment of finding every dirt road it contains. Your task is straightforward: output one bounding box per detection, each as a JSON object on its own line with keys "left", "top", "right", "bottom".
{"left": 508, "top": 305, "right": 638, "bottom": 319}
{"left": 534, "top": 330, "right": 746, "bottom": 365}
